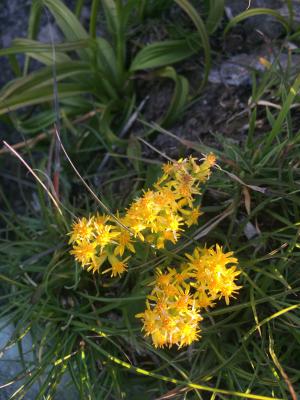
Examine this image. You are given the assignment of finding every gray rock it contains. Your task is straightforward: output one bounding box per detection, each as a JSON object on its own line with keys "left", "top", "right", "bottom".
{"left": 225, "top": 0, "right": 296, "bottom": 41}
{"left": 0, "top": 318, "right": 78, "bottom": 399}
{"left": 209, "top": 53, "right": 259, "bottom": 86}
{"left": 0, "top": 0, "right": 78, "bottom": 87}
{"left": 277, "top": 4, "right": 300, "bottom": 28}
{"left": 38, "top": 23, "right": 62, "bottom": 44}
{"left": 0, "top": 319, "right": 38, "bottom": 399}
{"left": 209, "top": 48, "right": 300, "bottom": 86}
{"left": 243, "top": 14, "right": 285, "bottom": 41}
{"left": 225, "top": 0, "right": 284, "bottom": 19}
{"left": 244, "top": 221, "right": 260, "bottom": 239}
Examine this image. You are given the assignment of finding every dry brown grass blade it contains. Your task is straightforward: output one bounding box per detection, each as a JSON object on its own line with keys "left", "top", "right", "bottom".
{"left": 218, "top": 166, "right": 267, "bottom": 194}
{"left": 193, "top": 204, "right": 234, "bottom": 240}
{"left": 137, "top": 137, "right": 174, "bottom": 162}
{"left": 242, "top": 186, "right": 251, "bottom": 215}
{"left": 0, "top": 132, "right": 47, "bottom": 155}
{"left": 269, "top": 333, "right": 297, "bottom": 400}
{"left": 155, "top": 387, "right": 187, "bottom": 399}
{"left": 54, "top": 130, "right": 131, "bottom": 232}
{"left": 0, "top": 108, "right": 102, "bottom": 155}
{"left": 3, "top": 141, "right": 63, "bottom": 215}
{"left": 53, "top": 125, "right": 61, "bottom": 200}
{"left": 173, "top": 204, "right": 235, "bottom": 254}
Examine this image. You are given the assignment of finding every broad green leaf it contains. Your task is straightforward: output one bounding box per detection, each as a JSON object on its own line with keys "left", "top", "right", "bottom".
{"left": 26, "top": 51, "right": 70, "bottom": 65}
{"left": 0, "top": 38, "right": 91, "bottom": 57}
{"left": 206, "top": 0, "right": 224, "bottom": 34}
{"left": 101, "top": 0, "right": 132, "bottom": 81}
{"left": 130, "top": 39, "right": 199, "bottom": 71}
{"left": 93, "top": 38, "right": 124, "bottom": 100}
{"left": 101, "top": 0, "right": 135, "bottom": 37}
{"left": 98, "top": 105, "right": 129, "bottom": 146}
{"left": 0, "top": 62, "right": 90, "bottom": 101}
{"left": 175, "top": 0, "right": 211, "bottom": 91}
{"left": 24, "top": 0, "right": 42, "bottom": 74}
{"left": 27, "top": 0, "right": 42, "bottom": 40}
{"left": 7, "top": 55, "right": 21, "bottom": 78}
{"left": 90, "top": 0, "right": 101, "bottom": 38}
{"left": 93, "top": 70, "right": 119, "bottom": 101}
{"left": 96, "top": 38, "right": 118, "bottom": 84}
{"left": 0, "top": 83, "right": 92, "bottom": 115}
{"left": 43, "top": 0, "right": 90, "bottom": 59}
{"left": 75, "top": 0, "right": 85, "bottom": 17}
{"left": 13, "top": 111, "right": 57, "bottom": 133}
{"left": 102, "top": 0, "right": 119, "bottom": 35}
{"left": 157, "top": 66, "right": 189, "bottom": 127}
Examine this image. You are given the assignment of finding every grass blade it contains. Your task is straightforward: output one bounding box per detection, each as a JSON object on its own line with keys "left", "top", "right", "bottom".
{"left": 175, "top": 0, "right": 211, "bottom": 91}
{"left": 157, "top": 66, "right": 189, "bottom": 126}
{"left": 224, "top": 8, "right": 290, "bottom": 35}
{"left": 264, "top": 73, "right": 300, "bottom": 148}
{"left": 206, "top": 0, "right": 224, "bottom": 34}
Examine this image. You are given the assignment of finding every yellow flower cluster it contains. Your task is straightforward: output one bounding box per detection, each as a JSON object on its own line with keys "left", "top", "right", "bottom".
{"left": 123, "top": 154, "right": 215, "bottom": 247}
{"left": 186, "top": 245, "right": 241, "bottom": 306}
{"left": 69, "top": 215, "right": 135, "bottom": 276}
{"left": 136, "top": 268, "right": 202, "bottom": 348}
{"left": 69, "top": 154, "right": 216, "bottom": 275}
{"left": 137, "top": 245, "right": 241, "bottom": 348}
{"left": 68, "top": 153, "right": 242, "bottom": 349}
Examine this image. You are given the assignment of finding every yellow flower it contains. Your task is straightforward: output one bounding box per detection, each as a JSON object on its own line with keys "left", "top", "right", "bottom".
{"left": 162, "top": 162, "right": 174, "bottom": 177}
{"left": 136, "top": 305, "right": 157, "bottom": 335}
{"left": 152, "top": 268, "right": 173, "bottom": 288}
{"left": 107, "top": 254, "right": 129, "bottom": 277}
{"left": 68, "top": 155, "right": 244, "bottom": 350}
{"left": 114, "top": 229, "right": 135, "bottom": 256}
{"left": 174, "top": 268, "right": 191, "bottom": 285}
{"left": 186, "top": 245, "right": 241, "bottom": 306}
{"left": 191, "top": 154, "right": 215, "bottom": 182}
{"left": 68, "top": 214, "right": 132, "bottom": 275}
{"left": 136, "top": 290, "right": 202, "bottom": 348}
{"left": 180, "top": 206, "right": 202, "bottom": 227}
{"left": 86, "top": 253, "right": 108, "bottom": 274}
{"left": 94, "top": 214, "right": 110, "bottom": 227}
{"left": 68, "top": 217, "right": 94, "bottom": 244}
{"left": 95, "top": 225, "right": 119, "bottom": 250}
{"left": 70, "top": 240, "right": 96, "bottom": 268}
{"left": 173, "top": 289, "right": 193, "bottom": 311}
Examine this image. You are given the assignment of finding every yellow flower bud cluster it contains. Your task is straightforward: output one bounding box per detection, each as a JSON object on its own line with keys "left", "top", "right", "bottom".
{"left": 69, "top": 154, "right": 216, "bottom": 275}
{"left": 137, "top": 245, "right": 241, "bottom": 348}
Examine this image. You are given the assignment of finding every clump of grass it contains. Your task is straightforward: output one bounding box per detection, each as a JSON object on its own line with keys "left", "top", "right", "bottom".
{"left": 1, "top": 94, "right": 299, "bottom": 398}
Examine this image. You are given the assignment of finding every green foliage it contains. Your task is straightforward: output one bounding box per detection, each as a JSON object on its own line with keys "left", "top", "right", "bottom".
{"left": 130, "top": 38, "right": 199, "bottom": 71}
{"left": 0, "top": 0, "right": 220, "bottom": 147}
{"left": 1, "top": 1, "right": 300, "bottom": 399}
{"left": 175, "top": 0, "right": 211, "bottom": 90}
